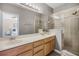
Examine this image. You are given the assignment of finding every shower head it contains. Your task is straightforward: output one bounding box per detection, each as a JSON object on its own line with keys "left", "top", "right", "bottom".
{"left": 72, "top": 8, "right": 79, "bottom": 15}
{"left": 72, "top": 11, "right": 77, "bottom": 15}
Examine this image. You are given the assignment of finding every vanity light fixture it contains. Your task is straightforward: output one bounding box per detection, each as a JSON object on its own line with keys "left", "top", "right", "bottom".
{"left": 35, "top": 6, "right": 40, "bottom": 11}
{"left": 25, "top": 3, "right": 29, "bottom": 5}
{"left": 24, "top": 3, "right": 40, "bottom": 11}
{"left": 29, "top": 4, "right": 32, "bottom": 7}
{"left": 18, "top": 3, "right": 41, "bottom": 13}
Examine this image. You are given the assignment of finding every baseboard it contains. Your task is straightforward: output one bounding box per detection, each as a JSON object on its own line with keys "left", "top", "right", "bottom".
{"left": 54, "top": 49, "right": 61, "bottom": 55}
{"left": 54, "top": 49, "right": 76, "bottom": 56}
{"left": 61, "top": 50, "right": 76, "bottom": 56}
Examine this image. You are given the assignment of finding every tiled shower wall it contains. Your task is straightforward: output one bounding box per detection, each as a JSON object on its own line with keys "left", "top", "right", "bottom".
{"left": 53, "top": 6, "right": 79, "bottom": 55}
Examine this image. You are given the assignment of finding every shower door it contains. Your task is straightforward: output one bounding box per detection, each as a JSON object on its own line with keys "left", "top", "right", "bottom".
{"left": 64, "top": 15, "right": 79, "bottom": 55}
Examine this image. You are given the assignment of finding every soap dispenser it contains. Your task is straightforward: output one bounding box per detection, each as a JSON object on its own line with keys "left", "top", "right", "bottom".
{"left": 11, "top": 23, "right": 18, "bottom": 37}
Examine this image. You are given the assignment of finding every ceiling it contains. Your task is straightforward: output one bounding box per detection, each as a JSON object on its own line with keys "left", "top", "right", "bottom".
{"left": 46, "top": 3, "right": 64, "bottom": 9}
{"left": 46, "top": 3, "right": 79, "bottom": 13}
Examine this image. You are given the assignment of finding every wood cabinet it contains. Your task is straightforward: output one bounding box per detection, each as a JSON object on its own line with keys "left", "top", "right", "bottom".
{"left": 44, "top": 36, "right": 55, "bottom": 55}
{"left": 0, "top": 36, "right": 56, "bottom": 56}
{"left": 18, "top": 50, "right": 33, "bottom": 56}
{"left": 44, "top": 42, "right": 51, "bottom": 55}
{"left": 34, "top": 49, "right": 44, "bottom": 56}
{"left": 50, "top": 38, "right": 55, "bottom": 51}
{"left": 34, "top": 45, "right": 44, "bottom": 54}
{"left": 33, "top": 40, "right": 44, "bottom": 48}
{"left": 0, "top": 43, "right": 33, "bottom": 56}
{"left": 33, "top": 40, "right": 44, "bottom": 56}
{"left": 34, "top": 36, "right": 56, "bottom": 56}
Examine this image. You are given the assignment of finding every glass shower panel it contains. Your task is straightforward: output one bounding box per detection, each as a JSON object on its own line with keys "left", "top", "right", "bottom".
{"left": 64, "top": 15, "right": 79, "bottom": 55}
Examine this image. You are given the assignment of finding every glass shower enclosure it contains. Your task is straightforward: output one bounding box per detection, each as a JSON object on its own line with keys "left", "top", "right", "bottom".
{"left": 64, "top": 15, "right": 79, "bottom": 55}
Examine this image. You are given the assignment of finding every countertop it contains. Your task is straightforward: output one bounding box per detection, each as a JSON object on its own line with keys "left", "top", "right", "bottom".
{"left": 0, "top": 30, "right": 56, "bottom": 51}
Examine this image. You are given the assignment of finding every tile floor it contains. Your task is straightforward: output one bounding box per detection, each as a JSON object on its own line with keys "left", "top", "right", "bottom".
{"left": 48, "top": 51, "right": 61, "bottom": 56}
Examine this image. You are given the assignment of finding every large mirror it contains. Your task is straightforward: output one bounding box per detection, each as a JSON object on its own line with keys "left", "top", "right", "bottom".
{"left": 0, "top": 3, "right": 54, "bottom": 38}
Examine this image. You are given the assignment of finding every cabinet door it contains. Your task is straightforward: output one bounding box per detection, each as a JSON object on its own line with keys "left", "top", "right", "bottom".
{"left": 44, "top": 42, "right": 51, "bottom": 55}
{"left": 0, "top": 43, "right": 33, "bottom": 56}
{"left": 34, "top": 45, "right": 44, "bottom": 54}
{"left": 34, "top": 49, "right": 44, "bottom": 56}
{"left": 50, "top": 39, "right": 55, "bottom": 52}
{"left": 34, "top": 40, "right": 44, "bottom": 48}
{"left": 18, "top": 50, "right": 33, "bottom": 56}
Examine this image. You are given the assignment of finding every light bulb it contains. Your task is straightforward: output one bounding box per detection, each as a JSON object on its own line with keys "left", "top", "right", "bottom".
{"left": 32, "top": 5, "right": 35, "bottom": 9}
{"left": 38, "top": 8, "right": 40, "bottom": 10}
{"left": 24, "top": 3, "right": 41, "bottom": 11}
{"left": 37, "top": 6, "right": 40, "bottom": 11}
{"left": 35, "top": 6, "right": 39, "bottom": 10}
{"left": 29, "top": 4, "right": 32, "bottom": 7}
{"left": 25, "top": 3, "right": 29, "bottom": 5}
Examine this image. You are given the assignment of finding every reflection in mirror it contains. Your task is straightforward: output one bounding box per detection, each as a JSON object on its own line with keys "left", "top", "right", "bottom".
{"left": 0, "top": 3, "right": 54, "bottom": 38}
{"left": 2, "top": 12, "right": 19, "bottom": 37}
{"left": 48, "top": 16, "right": 54, "bottom": 29}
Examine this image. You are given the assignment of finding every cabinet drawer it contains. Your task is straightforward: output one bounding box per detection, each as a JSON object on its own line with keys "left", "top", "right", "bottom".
{"left": 34, "top": 49, "right": 44, "bottom": 56}
{"left": 44, "top": 37, "right": 51, "bottom": 43}
{"left": 44, "top": 36, "right": 56, "bottom": 43}
{"left": 34, "top": 45, "right": 44, "bottom": 54}
{"left": 18, "top": 50, "right": 33, "bottom": 56}
{"left": 50, "top": 36, "right": 56, "bottom": 40}
{"left": 0, "top": 43, "right": 33, "bottom": 56}
{"left": 34, "top": 40, "right": 44, "bottom": 47}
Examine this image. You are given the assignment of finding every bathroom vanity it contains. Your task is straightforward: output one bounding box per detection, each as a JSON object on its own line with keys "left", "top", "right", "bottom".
{"left": 0, "top": 33, "right": 56, "bottom": 56}
{"left": 0, "top": 8, "right": 56, "bottom": 56}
